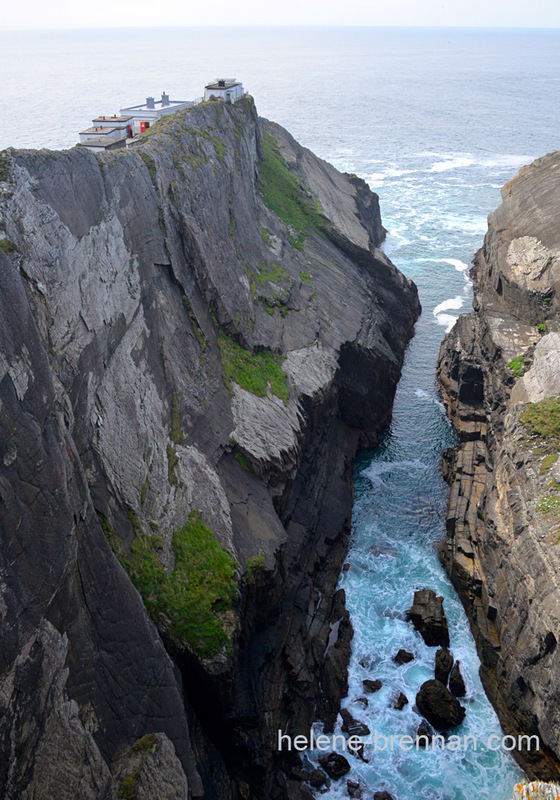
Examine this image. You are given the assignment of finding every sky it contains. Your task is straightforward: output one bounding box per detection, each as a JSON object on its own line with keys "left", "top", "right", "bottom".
{"left": 1, "top": 0, "right": 559, "bottom": 30}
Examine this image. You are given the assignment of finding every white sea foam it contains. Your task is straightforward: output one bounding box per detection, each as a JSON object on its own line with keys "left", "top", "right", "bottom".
{"left": 435, "top": 313, "right": 459, "bottom": 332}
{"left": 430, "top": 155, "right": 474, "bottom": 172}
{"left": 433, "top": 296, "right": 464, "bottom": 315}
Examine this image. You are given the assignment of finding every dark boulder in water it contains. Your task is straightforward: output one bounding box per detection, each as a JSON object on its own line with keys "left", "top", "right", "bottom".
{"left": 318, "top": 752, "right": 351, "bottom": 780}
{"left": 435, "top": 647, "right": 454, "bottom": 685}
{"left": 416, "top": 679, "right": 466, "bottom": 730}
{"left": 449, "top": 661, "right": 466, "bottom": 697}
{"left": 394, "top": 648, "right": 414, "bottom": 665}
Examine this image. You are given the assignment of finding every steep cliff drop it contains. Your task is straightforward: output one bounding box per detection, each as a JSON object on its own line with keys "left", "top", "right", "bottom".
{"left": 437, "top": 151, "right": 560, "bottom": 781}
{"left": 0, "top": 97, "right": 419, "bottom": 799}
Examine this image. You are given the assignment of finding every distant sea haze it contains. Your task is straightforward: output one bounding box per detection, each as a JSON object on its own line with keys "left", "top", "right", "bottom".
{"left": 2, "top": 25, "right": 559, "bottom": 799}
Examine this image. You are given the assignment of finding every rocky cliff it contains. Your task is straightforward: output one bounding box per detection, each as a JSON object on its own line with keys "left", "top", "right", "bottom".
{"left": 437, "top": 151, "right": 560, "bottom": 779}
{"left": 0, "top": 96, "right": 419, "bottom": 799}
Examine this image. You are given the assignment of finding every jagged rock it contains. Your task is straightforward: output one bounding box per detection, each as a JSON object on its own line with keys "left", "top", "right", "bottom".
{"left": 373, "top": 792, "right": 396, "bottom": 800}
{"left": 416, "top": 720, "right": 434, "bottom": 745}
{"left": 340, "top": 708, "right": 371, "bottom": 737}
{"left": 112, "top": 733, "right": 189, "bottom": 800}
{"left": 449, "top": 661, "right": 466, "bottom": 697}
{"left": 309, "top": 770, "right": 327, "bottom": 788}
{"left": 407, "top": 589, "right": 450, "bottom": 647}
{"left": 435, "top": 648, "right": 454, "bottom": 685}
{"left": 393, "top": 692, "right": 409, "bottom": 710}
{"left": 0, "top": 94, "right": 420, "bottom": 798}
{"left": 318, "top": 753, "right": 351, "bottom": 780}
{"left": 347, "top": 779, "right": 362, "bottom": 798}
{"left": 437, "top": 152, "right": 560, "bottom": 779}
{"left": 394, "top": 649, "right": 414, "bottom": 665}
{"left": 416, "top": 680, "right": 466, "bottom": 731}
{"left": 289, "top": 767, "right": 311, "bottom": 782}
{"left": 363, "top": 679, "right": 383, "bottom": 693}
{"left": 355, "top": 696, "right": 369, "bottom": 707}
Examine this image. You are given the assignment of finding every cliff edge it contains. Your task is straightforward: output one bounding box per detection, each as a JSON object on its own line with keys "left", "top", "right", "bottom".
{"left": 0, "top": 97, "right": 419, "bottom": 798}
{"left": 437, "top": 151, "right": 560, "bottom": 780}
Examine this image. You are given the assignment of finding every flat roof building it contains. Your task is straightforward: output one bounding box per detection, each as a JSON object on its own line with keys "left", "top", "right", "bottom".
{"left": 204, "top": 79, "right": 244, "bottom": 104}
{"left": 120, "top": 92, "right": 194, "bottom": 135}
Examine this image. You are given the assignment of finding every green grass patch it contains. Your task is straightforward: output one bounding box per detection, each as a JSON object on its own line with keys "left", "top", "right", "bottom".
{"left": 117, "top": 768, "right": 141, "bottom": 800}
{"left": 140, "top": 477, "right": 150, "bottom": 506}
{"left": 244, "top": 261, "right": 291, "bottom": 301}
{"left": 541, "top": 453, "right": 559, "bottom": 474}
{"left": 538, "top": 323, "right": 547, "bottom": 334}
{"left": 0, "top": 152, "right": 11, "bottom": 182}
{"left": 299, "top": 270, "right": 317, "bottom": 299}
{"left": 167, "top": 443, "right": 179, "bottom": 486}
{"left": 244, "top": 552, "right": 266, "bottom": 584}
{"left": 0, "top": 239, "right": 16, "bottom": 256}
{"left": 520, "top": 396, "right": 560, "bottom": 454}
{"left": 102, "top": 510, "right": 237, "bottom": 658}
{"left": 131, "top": 733, "right": 160, "bottom": 756}
{"left": 508, "top": 355, "right": 525, "bottom": 377}
{"left": 258, "top": 131, "right": 329, "bottom": 247}
{"left": 261, "top": 227, "right": 273, "bottom": 247}
{"left": 171, "top": 392, "right": 183, "bottom": 445}
{"left": 218, "top": 333, "right": 289, "bottom": 403}
{"left": 233, "top": 449, "right": 250, "bottom": 471}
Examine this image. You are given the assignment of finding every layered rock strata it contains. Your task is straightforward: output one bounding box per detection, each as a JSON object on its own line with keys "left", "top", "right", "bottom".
{"left": 0, "top": 97, "right": 419, "bottom": 798}
{"left": 437, "top": 151, "right": 560, "bottom": 779}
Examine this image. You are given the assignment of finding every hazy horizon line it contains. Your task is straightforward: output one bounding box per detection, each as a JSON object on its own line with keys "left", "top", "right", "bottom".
{"left": 2, "top": 23, "right": 560, "bottom": 33}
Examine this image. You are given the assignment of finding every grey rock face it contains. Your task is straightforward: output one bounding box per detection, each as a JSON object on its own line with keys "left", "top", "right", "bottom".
{"left": 0, "top": 96, "right": 419, "bottom": 796}
{"left": 437, "top": 150, "right": 560, "bottom": 781}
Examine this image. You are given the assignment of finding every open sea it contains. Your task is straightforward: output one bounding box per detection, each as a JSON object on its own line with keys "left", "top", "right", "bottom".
{"left": 2, "top": 25, "right": 560, "bottom": 800}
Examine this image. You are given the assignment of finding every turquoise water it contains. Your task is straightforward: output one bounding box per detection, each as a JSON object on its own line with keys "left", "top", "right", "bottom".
{"left": 2, "top": 26, "right": 560, "bottom": 798}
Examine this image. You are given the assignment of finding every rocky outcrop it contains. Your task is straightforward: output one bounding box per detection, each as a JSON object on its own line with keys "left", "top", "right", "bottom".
{"left": 437, "top": 151, "right": 560, "bottom": 780}
{"left": 406, "top": 589, "right": 450, "bottom": 647}
{"left": 416, "top": 680, "right": 466, "bottom": 731}
{"left": 0, "top": 96, "right": 419, "bottom": 798}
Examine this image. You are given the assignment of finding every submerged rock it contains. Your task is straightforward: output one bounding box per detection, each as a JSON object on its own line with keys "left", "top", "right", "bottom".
{"left": 394, "top": 648, "right": 414, "bottom": 665}
{"left": 416, "top": 679, "right": 466, "bottom": 731}
{"left": 340, "top": 708, "right": 370, "bottom": 737}
{"left": 347, "top": 779, "right": 363, "bottom": 798}
{"left": 363, "top": 679, "right": 383, "bottom": 693}
{"left": 407, "top": 589, "right": 450, "bottom": 647}
{"left": 393, "top": 692, "right": 409, "bottom": 710}
{"left": 416, "top": 719, "right": 435, "bottom": 745}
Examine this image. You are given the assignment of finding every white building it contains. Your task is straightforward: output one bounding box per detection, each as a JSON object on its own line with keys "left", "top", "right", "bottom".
{"left": 204, "top": 79, "right": 245, "bottom": 104}
{"left": 120, "top": 92, "right": 194, "bottom": 135}
{"left": 79, "top": 115, "right": 133, "bottom": 152}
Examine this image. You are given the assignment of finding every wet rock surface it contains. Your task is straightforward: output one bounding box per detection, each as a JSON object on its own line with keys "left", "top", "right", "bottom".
{"left": 416, "top": 679, "right": 466, "bottom": 731}
{"left": 406, "top": 589, "right": 450, "bottom": 647}
{"left": 437, "top": 150, "right": 560, "bottom": 780}
{"left": 318, "top": 752, "right": 351, "bottom": 780}
{"left": 435, "top": 648, "right": 454, "bottom": 685}
{"left": 0, "top": 97, "right": 419, "bottom": 798}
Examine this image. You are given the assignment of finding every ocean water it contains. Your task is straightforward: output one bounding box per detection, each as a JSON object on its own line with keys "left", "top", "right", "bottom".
{"left": 2, "top": 26, "right": 560, "bottom": 799}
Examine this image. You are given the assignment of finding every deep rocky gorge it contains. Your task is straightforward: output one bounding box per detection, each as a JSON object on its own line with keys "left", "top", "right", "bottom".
{"left": 0, "top": 97, "right": 419, "bottom": 799}
{"left": 437, "top": 151, "right": 560, "bottom": 780}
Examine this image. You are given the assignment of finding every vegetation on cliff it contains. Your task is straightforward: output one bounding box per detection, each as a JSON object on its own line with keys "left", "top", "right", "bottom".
{"left": 520, "top": 396, "right": 560, "bottom": 454}
{"left": 258, "top": 130, "right": 328, "bottom": 249}
{"left": 101, "top": 510, "right": 238, "bottom": 657}
{"left": 218, "top": 332, "right": 290, "bottom": 402}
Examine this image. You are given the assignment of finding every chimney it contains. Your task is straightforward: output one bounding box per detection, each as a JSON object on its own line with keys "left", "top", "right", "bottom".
{"left": 146, "top": 97, "right": 155, "bottom": 109}
{"left": 161, "top": 92, "right": 170, "bottom": 106}
{"left": 218, "top": 79, "right": 225, "bottom": 87}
